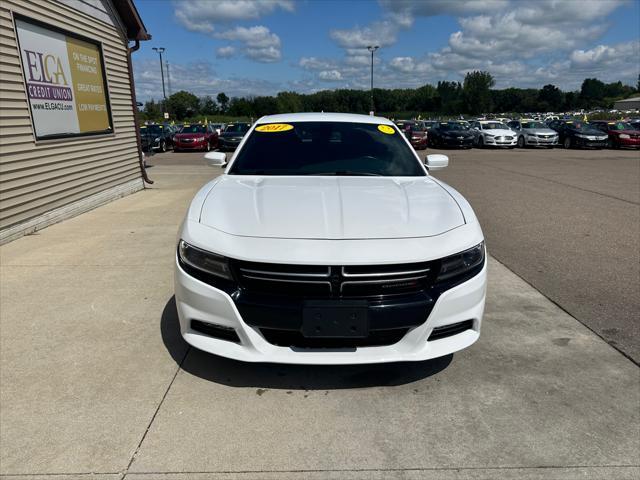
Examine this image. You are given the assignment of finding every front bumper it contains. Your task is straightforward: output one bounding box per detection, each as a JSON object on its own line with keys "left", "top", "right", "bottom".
{"left": 441, "top": 137, "right": 474, "bottom": 147}
{"left": 174, "top": 256, "right": 487, "bottom": 365}
{"left": 573, "top": 138, "right": 606, "bottom": 148}
{"left": 484, "top": 136, "right": 516, "bottom": 147}
{"left": 524, "top": 135, "right": 558, "bottom": 146}
{"left": 175, "top": 140, "right": 207, "bottom": 150}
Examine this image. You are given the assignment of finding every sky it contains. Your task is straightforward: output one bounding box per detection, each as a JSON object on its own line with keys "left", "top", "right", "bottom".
{"left": 133, "top": 0, "right": 640, "bottom": 102}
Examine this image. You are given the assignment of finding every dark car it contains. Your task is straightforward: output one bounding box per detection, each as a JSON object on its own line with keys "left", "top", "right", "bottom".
{"left": 547, "top": 120, "right": 608, "bottom": 149}
{"left": 420, "top": 120, "right": 439, "bottom": 131}
{"left": 589, "top": 120, "right": 640, "bottom": 149}
{"left": 428, "top": 122, "right": 475, "bottom": 148}
{"left": 140, "top": 124, "right": 174, "bottom": 152}
{"left": 219, "top": 123, "right": 251, "bottom": 151}
{"left": 394, "top": 120, "right": 428, "bottom": 150}
{"left": 174, "top": 124, "right": 219, "bottom": 152}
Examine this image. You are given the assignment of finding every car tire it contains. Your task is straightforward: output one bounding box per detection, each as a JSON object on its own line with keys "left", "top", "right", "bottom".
{"left": 563, "top": 137, "right": 572, "bottom": 149}
{"left": 478, "top": 136, "right": 484, "bottom": 148}
{"left": 517, "top": 136, "right": 525, "bottom": 148}
{"left": 160, "top": 140, "right": 167, "bottom": 153}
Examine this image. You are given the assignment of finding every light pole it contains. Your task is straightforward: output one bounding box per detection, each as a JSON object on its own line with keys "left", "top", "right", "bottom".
{"left": 367, "top": 45, "right": 379, "bottom": 114}
{"left": 152, "top": 47, "right": 166, "bottom": 111}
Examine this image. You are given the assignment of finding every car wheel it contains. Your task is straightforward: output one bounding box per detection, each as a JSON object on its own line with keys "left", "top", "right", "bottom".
{"left": 563, "top": 137, "right": 572, "bottom": 149}
{"left": 478, "top": 136, "right": 484, "bottom": 148}
{"left": 517, "top": 136, "right": 525, "bottom": 148}
{"left": 160, "top": 140, "right": 167, "bottom": 153}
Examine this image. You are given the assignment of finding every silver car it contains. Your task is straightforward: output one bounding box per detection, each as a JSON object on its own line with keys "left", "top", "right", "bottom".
{"left": 508, "top": 120, "right": 559, "bottom": 148}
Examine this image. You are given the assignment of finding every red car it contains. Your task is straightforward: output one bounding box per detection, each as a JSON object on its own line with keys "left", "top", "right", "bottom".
{"left": 589, "top": 121, "right": 640, "bottom": 149}
{"left": 173, "top": 124, "right": 219, "bottom": 152}
{"left": 394, "top": 120, "right": 428, "bottom": 150}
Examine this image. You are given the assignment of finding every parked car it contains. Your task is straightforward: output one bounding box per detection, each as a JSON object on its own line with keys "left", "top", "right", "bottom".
{"left": 588, "top": 121, "right": 640, "bottom": 149}
{"left": 428, "top": 122, "right": 475, "bottom": 148}
{"left": 547, "top": 120, "right": 608, "bottom": 149}
{"left": 420, "top": 120, "right": 439, "bottom": 131}
{"left": 211, "top": 123, "right": 226, "bottom": 135}
{"left": 507, "top": 120, "right": 559, "bottom": 148}
{"left": 175, "top": 112, "right": 486, "bottom": 364}
{"left": 394, "top": 120, "right": 428, "bottom": 150}
{"left": 173, "top": 124, "right": 219, "bottom": 152}
{"left": 219, "top": 122, "right": 251, "bottom": 151}
{"left": 140, "top": 124, "right": 174, "bottom": 152}
{"left": 470, "top": 121, "right": 517, "bottom": 148}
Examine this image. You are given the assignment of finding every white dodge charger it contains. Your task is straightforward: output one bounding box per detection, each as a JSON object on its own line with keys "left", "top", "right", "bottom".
{"left": 175, "top": 113, "right": 487, "bottom": 364}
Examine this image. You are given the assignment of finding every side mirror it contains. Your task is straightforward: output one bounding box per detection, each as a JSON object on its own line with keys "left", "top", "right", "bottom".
{"left": 425, "top": 154, "right": 448, "bottom": 171}
{"left": 204, "top": 151, "right": 226, "bottom": 167}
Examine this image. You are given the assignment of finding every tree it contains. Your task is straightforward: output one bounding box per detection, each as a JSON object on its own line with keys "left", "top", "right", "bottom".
{"left": 580, "top": 78, "right": 606, "bottom": 107}
{"left": 200, "top": 96, "right": 218, "bottom": 115}
{"left": 165, "top": 90, "right": 199, "bottom": 120}
{"left": 462, "top": 71, "right": 495, "bottom": 115}
{"left": 143, "top": 99, "right": 162, "bottom": 119}
{"left": 437, "top": 81, "right": 462, "bottom": 114}
{"left": 217, "top": 92, "right": 229, "bottom": 113}
{"left": 538, "top": 84, "right": 564, "bottom": 111}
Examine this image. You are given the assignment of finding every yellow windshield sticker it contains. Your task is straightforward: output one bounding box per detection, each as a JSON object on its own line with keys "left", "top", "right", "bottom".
{"left": 378, "top": 124, "right": 395, "bottom": 134}
{"left": 255, "top": 123, "right": 294, "bottom": 132}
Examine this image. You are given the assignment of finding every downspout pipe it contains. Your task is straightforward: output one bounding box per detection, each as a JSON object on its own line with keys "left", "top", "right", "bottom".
{"left": 127, "top": 39, "right": 153, "bottom": 184}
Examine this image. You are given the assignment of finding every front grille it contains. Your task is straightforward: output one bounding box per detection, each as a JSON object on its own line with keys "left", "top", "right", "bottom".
{"left": 428, "top": 320, "right": 473, "bottom": 341}
{"left": 259, "top": 327, "right": 410, "bottom": 348}
{"left": 232, "top": 260, "right": 435, "bottom": 298}
{"left": 504, "top": 136, "right": 514, "bottom": 140}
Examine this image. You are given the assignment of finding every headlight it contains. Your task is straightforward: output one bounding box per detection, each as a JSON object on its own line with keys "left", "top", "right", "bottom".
{"left": 197, "top": 136, "right": 206, "bottom": 142}
{"left": 154, "top": 137, "right": 160, "bottom": 142}
{"left": 436, "top": 242, "right": 485, "bottom": 285}
{"left": 575, "top": 134, "right": 587, "bottom": 139}
{"left": 485, "top": 134, "right": 495, "bottom": 138}
{"left": 178, "top": 240, "right": 232, "bottom": 280}
{"left": 619, "top": 134, "right": 630, "bottom": 139}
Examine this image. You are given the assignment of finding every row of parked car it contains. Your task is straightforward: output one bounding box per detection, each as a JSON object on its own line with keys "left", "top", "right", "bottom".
{"left": 140, "top": 122, "right": 252, "bottom": 153}
{"left": 395, "top": 118, "right": 640, "bottom": 150}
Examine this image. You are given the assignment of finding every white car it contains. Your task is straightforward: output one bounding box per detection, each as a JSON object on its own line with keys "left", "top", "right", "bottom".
{"left": 471, "top": 120, "right": 517, "bottom": 148}
{"left": 175, "top": 113, "right": 487, "bottom": 365}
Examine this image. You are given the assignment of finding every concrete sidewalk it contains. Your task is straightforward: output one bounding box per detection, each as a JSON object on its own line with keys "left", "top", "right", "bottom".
{"left": 1, "top": 164, "right": 638, "bottom": 479}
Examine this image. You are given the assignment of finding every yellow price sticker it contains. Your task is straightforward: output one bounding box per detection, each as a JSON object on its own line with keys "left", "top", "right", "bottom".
{"left": 255, "top": 123, "right": 294, "bottom": 133}
{"left": 378, "top": 124, "right": 395, "bottom": 135}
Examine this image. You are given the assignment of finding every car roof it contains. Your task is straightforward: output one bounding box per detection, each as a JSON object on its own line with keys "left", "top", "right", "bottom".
{"left": 256, "top": 112, "right": 395, "bottom": 125}
{"left": 479, "top": 120, "right": 505, "bottom": 124}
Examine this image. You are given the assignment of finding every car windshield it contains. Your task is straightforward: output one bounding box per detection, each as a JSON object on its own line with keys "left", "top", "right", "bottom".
{"left": 440, "top": 123, "right": 468, "bottom": 131}
{"left": 604, "top": 122, "right": 633, "bottom": 130}
{"left": 224, "top": 124, "right": 250, "bottom": 133}
{"left": 482, "top": 122, "right": 507, "bottom": 130}
{"left": 180, "top": 125, "right": 207, "bottom": 133}
{"left": 141, "top": 125, "right": 163, "bottom": 135}
{"left": 229, "top": 121, "right": 425, "bottom": 177}
{"left": 521, "top": 121, "right": 546, "bottom": 129}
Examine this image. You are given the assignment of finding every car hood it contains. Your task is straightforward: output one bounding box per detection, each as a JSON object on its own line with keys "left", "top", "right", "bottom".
{"left": 443, "top": 130, "right": 474, "bottom": 137}
{"left": 221, "top": 132, "right": 245, "bottom": 138}
{"left": 522, "top": 128, "right": 557, "bottom": 134}
{"left": 199, "top": 176, "right": 465, "bottom": 239}
{"left": 176, "top": 133, "right": 207, "bottom": 139}
{"left": 482, "top": 129, "right": 515, "bottom": 136}
{"left": 569, "top": 129, "right": 605, "bottom": 135}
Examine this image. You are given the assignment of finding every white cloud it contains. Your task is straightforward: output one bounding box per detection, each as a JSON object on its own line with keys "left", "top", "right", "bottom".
{"left": 330, "top": 18, "right": 401, "bottom": 48}
{"left": 299, "top": 57, "right": 337, "bottom": 70}
{"left": 380, "top": 0, "right": 510, "bottom": 18}
{"left": 174, "top": 0, "right": 294, "bottom": 33}
{"left": 216, "top": 46, "right": 236, "bottom": 58}
{"left": 134, "top": 59, "right": 279, "bottom": 101}
{"left": 215, "top": 25, "right": 282, "bottom": 62}
{"left": 318, "top": 70, "right": 343, "bottom": 81}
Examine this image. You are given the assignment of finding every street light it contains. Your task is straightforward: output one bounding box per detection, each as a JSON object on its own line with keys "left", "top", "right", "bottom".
{"left": 367, "top": 45, "right": 379, "bottom": 114}
{"left": 152, "top": 47, "right": 167, "bottom": 110}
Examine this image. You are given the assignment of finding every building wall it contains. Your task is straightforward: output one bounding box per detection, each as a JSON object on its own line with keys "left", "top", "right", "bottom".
{"left": 0, "top": 0, "right": 143, "bottom": 242}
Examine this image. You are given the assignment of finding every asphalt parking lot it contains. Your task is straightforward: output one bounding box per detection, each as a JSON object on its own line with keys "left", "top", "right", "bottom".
{"left": 1, "top": 147, "right": 638, "bottom": 479}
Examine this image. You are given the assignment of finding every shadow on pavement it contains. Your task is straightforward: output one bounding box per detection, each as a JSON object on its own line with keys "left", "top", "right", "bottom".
{"left": 161, "top": 296, "right": 453, "bottom": 390}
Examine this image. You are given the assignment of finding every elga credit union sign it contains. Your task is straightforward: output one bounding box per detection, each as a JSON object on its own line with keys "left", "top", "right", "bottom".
{"left": 15, "top": 17, "right": 113, "bottom": 139}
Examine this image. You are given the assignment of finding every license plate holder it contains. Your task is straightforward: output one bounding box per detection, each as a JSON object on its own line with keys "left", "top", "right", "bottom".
{"left": 302, "top": 300, "right": 369, "bottom": 338}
